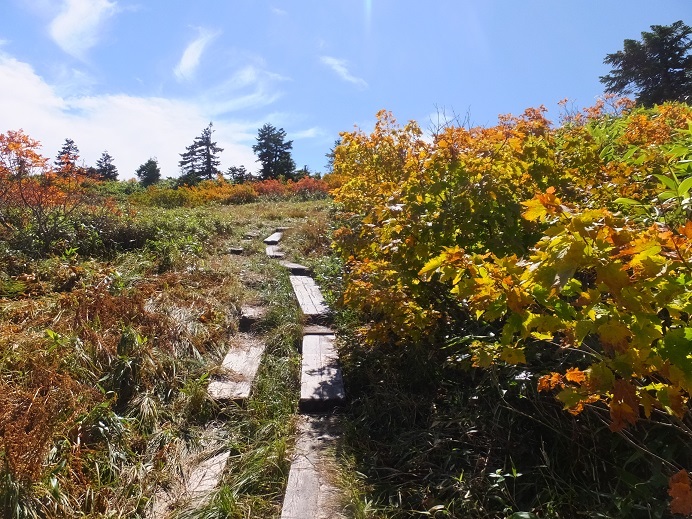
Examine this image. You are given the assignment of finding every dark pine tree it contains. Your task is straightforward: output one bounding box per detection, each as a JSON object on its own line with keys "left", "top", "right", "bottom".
{"left": 95, "top": 150, "right": 118, "bottom": 180}
{"left": 136, "top": 158, "right": 161, "bottom": 187}
{"left": 252, "top": 123, "right": 296, "bottom": 180}
{"left": 600, "top": 20, "right": 692, "bottom": 106}
{"left": 54, "top": 138, "right": 80, "bottom": 177}
{"left": 227, "top": 165, "right": 251, "bottom": 184}
{"left": 178, "top": 122, "right": 223, "bottom": 185}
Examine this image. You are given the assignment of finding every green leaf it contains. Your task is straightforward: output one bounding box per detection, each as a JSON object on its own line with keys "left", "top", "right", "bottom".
{"left": 614, "top": 197, "right": 643, "bottom": 206}
{"left": 654, "top": 174, "right": 678, "bottom": 192}
{"left": 677, "top": 176, "right": 692, "bottom": 197}
{"left": 658, "top": 191, "right": 678, "bottom": 201}
{"left": 658, "top": 328, "right": 692, "bottom": 384}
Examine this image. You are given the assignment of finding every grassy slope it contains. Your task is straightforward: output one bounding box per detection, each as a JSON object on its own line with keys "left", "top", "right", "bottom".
{"left": 0, "top": 200, "right": 331, "bottom": 519}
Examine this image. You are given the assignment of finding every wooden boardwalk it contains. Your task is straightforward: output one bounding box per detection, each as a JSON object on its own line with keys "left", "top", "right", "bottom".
{"left": 279, "top": 415, "right": 346, "bottom": 519}
{"left": 266, "top": 245, "right": 285, "bottom": 258}
{"left": 207, "top": 334, "right": 266, "bottom": 402}
{"left": 289, "top": 275, "right": 330, "bottom": 322}
{"left": 299, "top": 334, "right": 345, "bottom": 411}
{"left": 280, "top": 260, "right": 311, "bottom": 276}
{"left": 263, "top": 231, "right": 283, "bottom": 245}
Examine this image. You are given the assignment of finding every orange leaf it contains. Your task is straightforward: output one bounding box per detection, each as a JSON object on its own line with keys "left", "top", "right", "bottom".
{"left": 565, "top": 367, "right": 586, "bottom": 385}
{"left": 538, "top": 372, "right": 564, "bottom": 392}
{"left": 669, "top": 470, "right": 692, "bottom": 516}
{"left": 609, "top": 380, "right": 640, "bottom": 431}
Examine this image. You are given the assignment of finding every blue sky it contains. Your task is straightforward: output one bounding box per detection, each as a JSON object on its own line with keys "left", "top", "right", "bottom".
{"left": 0, "top": 0, "right": 690, "bottom": 180}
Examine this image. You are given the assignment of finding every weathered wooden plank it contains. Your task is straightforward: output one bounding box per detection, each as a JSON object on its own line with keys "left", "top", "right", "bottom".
{"left": 263, "top": 232, "right": 283, "bottom": 245}
{"left": 300, "top": 335, "right": 345, "bottom": 412}
{"left": 186, "top": 451, "right": 229, "bottom": 496}
{"left": 266, "top": 245, "right": 285, "bottom": 258}
{"left": 149, "top": 429, "right": 229, "bottom": 518}
{"left": 207, "top": 334, "right": 266, "bottom": 402}
{"left": 280, "top": 415, "right": 346, "bottom": 519}
{"left": 302, "top": 324, "right": 335, "bottom": 335}
{"left": 289, "top": 276, "right": 329, "bottom": 320}
{"left": 239, "top": 305, "right": 266, "bottom": 331}
{"left": 279, "top": 261, "right": 311, "bottom": 276}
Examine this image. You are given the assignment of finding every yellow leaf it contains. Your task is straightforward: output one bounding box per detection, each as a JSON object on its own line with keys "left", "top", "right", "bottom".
{"left": 500, "top": 346, "right": 526, "bottom": 364}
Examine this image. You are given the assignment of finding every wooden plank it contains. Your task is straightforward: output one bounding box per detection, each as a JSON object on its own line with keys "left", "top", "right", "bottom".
{"left": 279, "top": 261, "right": 311, "bottom": 276}
{"left": 207, "top": 334, "right": 266, "bottom": 402}
{"left": 289, "top": 276, "right": 329, "bottom": 321}
{"left": 239, "top": 305, "right": 266, "bottom": 331}
{"left": 280, "top": 415, "right": 346, "bottom": 519}
{"left": 299, "top": 335, "right": 345, "bottom": 412}
{"left": 186, "top": 451, "right": 229, "bottom": 497}
{"left": 149, "top": 429, "right": 229, "bottom": 517}
{"left": 303, "top": 324, "right": 335, "bottom": 335}
{"left": 266, "top": 245, "right": 285, "bottom": 258}
{"left": 263, "top": 232, "right": 283, "bottom": 245}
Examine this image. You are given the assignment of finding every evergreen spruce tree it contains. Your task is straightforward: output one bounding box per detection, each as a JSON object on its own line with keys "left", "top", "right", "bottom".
{"left": 54, "top": 138, "right": 80, "bottom": 176}
{"left": 95, "top": 151, "right": 118, "bottom": 180}
{"left": 252, "top": 124, "right": 296, "bottom": 180}
{"left": 227, "top": 165, "right": 251, "bottom": 183}
{"left": 136, "top": 158, "right": 161, "bottom": 187}
{"left": 178, "top": 123, "right": 223, "bottom": 185}
{"left": 600, "top": 21, "right": 692, "bottom": 106}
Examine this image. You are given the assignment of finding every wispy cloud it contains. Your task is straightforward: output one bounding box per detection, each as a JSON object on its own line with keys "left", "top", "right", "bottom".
{"left": 49, "top": 0, "right": 119, "bottom": 59}
{"left": 320, "top": 56, "right": 368, "bottom": 89}
{"left": 271, "top": 7, "right": 288, "bottom": 16}
{"left": 201, "top": 64, "right": 289, "bottom": 114}
{"left": 174, "top": 28, "right": 220, "bottom": 82}
{"left": 293, "top": 127, "right": 324, "bottom": 140}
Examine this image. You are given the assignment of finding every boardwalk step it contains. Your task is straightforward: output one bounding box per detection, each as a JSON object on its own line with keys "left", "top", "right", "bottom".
{"left": 149, "top": 431, "right": 229, "bottom": 517}
{"left": 186, "top": 450, "right": 230, "bottom": 499}
{"left": 266, "top": 245, "right": 285, "bottom": 259}
{"left": 289, "top": 275, "right": 330, "bottom": 323}
{"left": 280, "top": 415, "right": 345, "bottom": 519}
{"left": 239, "top": 305, "right": 266, "bottom": 331}
{"left": 299, "top": 334, "right": 345, "bottom": 412}
{"left": 302, "top": 324, "right": 335, "bottom": 335}
{"left": 279, "top": 261, "right": 311, "bottom": 276}
{"left": 263, "top": 232, "right": 283, "bottom": 245}
{"left": 207, "top": 334, "right": 266, "bottom": 402}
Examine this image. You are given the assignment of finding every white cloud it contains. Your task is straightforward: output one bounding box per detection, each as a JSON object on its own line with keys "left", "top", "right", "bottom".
{"left": 174, "top": 28, "right": 220, "bottom": 82}
{"left": 271, "top": 7, "right": 288, "bottom": 16}
{"left": 49, "top": 0, "right": 119, "bottom": 59}
{"left": 0, "top": 53, "right": 258, "bottom": 179}
{"left": 320, "top": 56, "right": 368, "bottom": 89}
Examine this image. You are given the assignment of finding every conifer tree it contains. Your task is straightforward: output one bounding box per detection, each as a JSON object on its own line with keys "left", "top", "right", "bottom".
{"left": 178, "top": 123, "right": 223, "bottom": 185}
{"left": 54, "top": 138, "right": 80, "bottom": 177}
{"left": 252, "top": 124, "right": 296, "bottom": 180}
{"left": 136, "top": 158, "right": 161, "bottom": 187}
{"left": 95, "top": 150, "right": 118, "bottom": 180}
{"left": 600, "top": 21, "right": 692, "bottom": 106}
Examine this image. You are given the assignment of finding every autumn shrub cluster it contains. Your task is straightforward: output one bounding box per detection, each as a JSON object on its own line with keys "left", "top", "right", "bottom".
{"left": 331, "top": 101, "right": 692, "bottom": 515}
{"left": 134, "top": 176, "right": 330, "bottom": 207}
